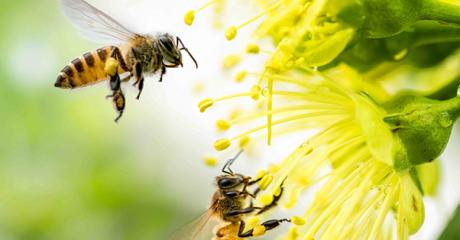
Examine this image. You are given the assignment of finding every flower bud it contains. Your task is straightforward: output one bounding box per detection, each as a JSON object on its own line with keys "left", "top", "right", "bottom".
{"left": 383, "top": 94, "right": 460, "bottom": 170}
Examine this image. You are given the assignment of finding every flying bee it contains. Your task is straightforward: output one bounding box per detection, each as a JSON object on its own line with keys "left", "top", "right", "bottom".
{"left": 55, "top": 0, "right": 198, "bottom": 122}
{"left": 172, "top": 150, "right": 290, "bottom": 240}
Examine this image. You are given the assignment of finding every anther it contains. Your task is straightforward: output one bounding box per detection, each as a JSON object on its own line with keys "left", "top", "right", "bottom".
{"left": 248, "top": 216, "right": 261, "bottom": 227}
{"left": 291, "top": 216, "right": 306, "bottom": 226}
{"left": 225, "top": 1, "right": 282, "bottom": 41}
{"left": 225, "top": 26, "right": 237, "bottom": 41}
{"left": 184, "top": 0, "right": 218, "bottom": 26}
{"left": 239, "top": 136, "right": 250, "bottom": 147}
{"left": 214, "top": 138, "right": 231, "bottom": 151}
{"left": 216, "top": 119, "right": 231, "bottom": 131}
{"left": 250, "top": 85, "right": 262, "bottom": 100}
{"left": 255, "top": 170, "right": 267, "bottom": 180}
{"left": 269, "top": 164, "right": 280, "bottom": 173}
{"left": 252, "top": 225, "right": 267, "bottom": 237}
{"left": 203, "top": 155, "right": 218, "bottom": 167}
{"left": 258, "top": 174, "right": 273, "bottom": 190}
{"left": 198, "top": 98, "right": 214, "bottom": 112}
{"left": 235, "top": 70, "right": 247, "bottom": 82}
{"left": 260, "top": 193, "right": 274, "bottom": 205}
{"left": 223, "top": 54, "right": 241, "bottom": 69}
{"left": 184, "top": 10, "right": 195, "bottom": 25}
{"left": 246, "top": 43, "right": 260, "bottom": 54}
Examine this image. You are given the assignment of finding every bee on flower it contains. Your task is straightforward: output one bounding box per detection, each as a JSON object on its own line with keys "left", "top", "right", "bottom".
{"left": 185, "top": 0, "right": 460, "bottom": 239}
{"left": 200, "top": 60, "right": 460, "bottom": 239}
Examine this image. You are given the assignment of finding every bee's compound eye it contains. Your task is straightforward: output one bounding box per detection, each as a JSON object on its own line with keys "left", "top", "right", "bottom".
{"left": 218, "top": 177, "right": 241, "bottom": 189}
{"left": 159, "top": 36, "right": 174, "bottom": 52}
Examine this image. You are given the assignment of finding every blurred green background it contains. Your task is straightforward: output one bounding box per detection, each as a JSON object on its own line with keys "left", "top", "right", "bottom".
{"left": 0, "top": 1, "right": 203, "bottom": 239}
{"left": 2, "top": 1, "right": 460, "bottom": 240}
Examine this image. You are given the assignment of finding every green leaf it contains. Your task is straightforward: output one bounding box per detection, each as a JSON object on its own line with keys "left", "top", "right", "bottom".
{"left": 439, "top": 203, "right": 460, "bottom": 240}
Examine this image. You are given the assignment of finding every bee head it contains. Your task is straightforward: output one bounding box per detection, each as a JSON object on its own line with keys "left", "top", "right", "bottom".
{"left": 216, "top": 174, "right": 245, "bottom": 190}
{"left": 158, "top": 33, "right": 182, "bottom": 67}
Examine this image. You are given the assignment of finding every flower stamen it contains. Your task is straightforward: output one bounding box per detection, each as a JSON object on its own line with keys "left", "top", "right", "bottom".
{"left": 224, "top": 1, "right": 283, "bottom": 41}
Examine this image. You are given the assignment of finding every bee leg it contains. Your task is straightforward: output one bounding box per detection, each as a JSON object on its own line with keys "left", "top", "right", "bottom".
{"left": 224, "top": 207, "right": 261, "bottom": 218}
{"left": 106, "top": 69, "right": 125, "bottom": 122}
{"left": 221, "top": 149, "right": 244, "bottom": 175}
{"left": 248, "top": 188, "right": 262, "bottom": 208}
{"left": 177, "top": 37, "right": 198, "bottom": 68}
{"left": 257, "top": 178, "right": 287, "bottom": 215}
{"left": 238, "top": 218, "right": 291, "bottom": 238}
{"left": 121, "top": 72, "right": 133, "bottom": 82}
{"left": 109, "top": 72, "right": 121, "bottom": 91}
{"left": 105, "top": 47, "right": 131, "bottom": 122}
{"left": 133, "top": 62, "right": 144, "bottom": 100}
{"left": 136, "top": 77, "right": 144, "bottom": 100}
{"left": 159, "top": 65, "right": 166, "bottom": 82}
{"left": 110, "top": 46, "right": 130, "bottom": 72}
{"left": 112, "top": 90, "right": 125, "bottom": 122}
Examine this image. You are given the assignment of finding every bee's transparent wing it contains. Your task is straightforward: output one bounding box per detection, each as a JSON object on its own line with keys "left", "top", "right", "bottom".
{"left": 170, "top": 211, "right": 218, "bottom": 240}
{"left": 61, "top": 0, "right": 135, "bottom": 44}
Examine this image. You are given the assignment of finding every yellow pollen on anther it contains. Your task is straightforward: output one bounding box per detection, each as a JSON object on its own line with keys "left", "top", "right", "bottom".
{"left": 261, "top": 193, "right": 274, "bottom": 205}
{"left": 239, "top": 136, "right": 250, "bottom": 147}
{"left": 273, "top": 185, "right": 282, "bottom": 196}
{"left": 229, "top": 108, "right": 242, "bottom": 120}
{"left": 216, "top": 119, "right": 231, "bottom": 131}
{"left": 248, "top": 216, "right": 260, "bottom": 227}
{"left": 252, "top": 225, "right": 266, "bottom": 237}
{"left": 223, "top": 54, "right": 241, "bottom": 69}
{"left": 255, "top": 170, "right": 267, "bottom": 180}
{"left": 246, "top": 43, "right": 260, "bottom": 54}
{"left": 203, "top": 156, "right": 218, "bottom": 167}
{"left": 198, "top": 98, "right": 214, "bottom": 112}
{"left": 225, "top": 26, "right": 237, "bottom": 40}
{"left": 235, "top": 70, "right": 247, "bottom": 82}
{"left": 214, "top": 138, "right": 231, "bottom": 151}
{"left": 291, "top": 216, "right": 306, "bottom": 226}
{"left": 184, "top": 10, "right": 195, "bottom": 25}
{"left": 186, "top": 0, "right": 218, "bottom": 26}
{"left": 269, "top": 164, "right": 280, "bottom": 173}
{"left": 258, "top": 174, "right": 273, "bottom": 190}
{"left": 250, "top": 85, "right": 262, "bottom": 100}
{"left": 288, "top": 227, "right": 298, "bottom": 240}
{"left": 104, "top": 57, "right": 119, "bottom": 76}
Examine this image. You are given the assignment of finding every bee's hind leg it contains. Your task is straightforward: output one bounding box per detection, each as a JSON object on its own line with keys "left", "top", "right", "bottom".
{"left": 237, "top": 218, "right": 291, "bottom": 238}
{"left": 111, "top": 90, "right": 125, "bottom": 122}
{"left": 105, "top": 47, "right": 128, "bottom": 122}
{"left": 132, "top": 62, "right": 144, "bottom": 100}
{"left": 105, "top": 71, "right": 126, "bottom": 122}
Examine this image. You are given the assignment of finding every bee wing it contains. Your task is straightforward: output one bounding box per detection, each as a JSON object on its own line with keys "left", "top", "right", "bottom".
{"left": 170, "top": 210, "right": 219, "bottom": 240}
{"left": 61, "top": 0, "right": 135, "bottom": 44}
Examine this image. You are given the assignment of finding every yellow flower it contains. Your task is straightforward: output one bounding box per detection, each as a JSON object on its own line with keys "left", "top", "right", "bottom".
{"left": 186, "top": 0, "right": 358, "bottom": 73}
{"left": 199, "top": 69, "right": 432, "bottom": 239}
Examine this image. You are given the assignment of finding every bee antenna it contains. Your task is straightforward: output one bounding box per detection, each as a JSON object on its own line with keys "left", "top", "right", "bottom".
{"left": 176, "top": 37, "right": 198, "bottom": 69}
{"left": 222, "top": 149, "right": 244, "bottom": 175}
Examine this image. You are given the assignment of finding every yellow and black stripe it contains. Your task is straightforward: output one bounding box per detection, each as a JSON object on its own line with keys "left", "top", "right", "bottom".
{"left": 55, "top": 47, "right": 125, "bottom": 88}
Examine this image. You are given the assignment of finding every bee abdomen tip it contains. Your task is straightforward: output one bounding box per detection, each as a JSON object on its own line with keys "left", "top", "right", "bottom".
{"left": 55, "top": 75, "right": 70, "bottom": 88}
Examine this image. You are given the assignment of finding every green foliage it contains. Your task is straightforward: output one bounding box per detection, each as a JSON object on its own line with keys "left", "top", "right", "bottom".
{"left": 383, "top": 95, "right": 460, "bottom": 170}
{"left": 0, "top": 1, "right": 193, "bottom": 239}
{"left": 439, "top": 203, "right": 460, "bottom": 240}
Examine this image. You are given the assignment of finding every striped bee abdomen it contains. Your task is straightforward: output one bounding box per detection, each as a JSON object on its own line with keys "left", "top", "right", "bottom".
{"left": 55, "top": 47, "right": 126, "bottom": 88}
